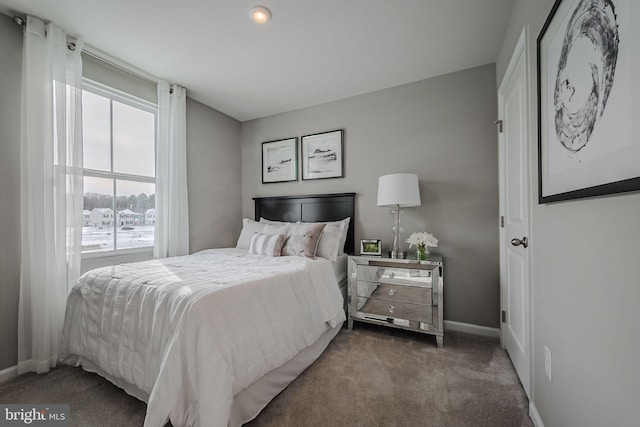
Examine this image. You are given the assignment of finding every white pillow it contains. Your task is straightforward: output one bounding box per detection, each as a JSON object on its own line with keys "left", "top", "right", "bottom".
{"left": 301, "top": 222, "right": 344, "bottom": 261}
{"left": 236, "top": 218, "right": 266, "bottom": 249}
{"left": 331, "top": 217, "right": 351, "bottom": 255}
{"left": 312, "top": 217, "right": 351, "bottom": 255}
{"left": 259, "top": 217, "right": 292, "bottom": 225}
{"left": 263, "top": 223, "right": 290, "bottom": 235}
{"left": 248, "top": 233, "right": 285, "bottom": 257}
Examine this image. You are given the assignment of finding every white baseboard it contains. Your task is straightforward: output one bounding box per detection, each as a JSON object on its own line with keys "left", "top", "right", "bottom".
{"left": 0, "top": 365, "right": 18, "bottom": 384}
{"left": 443, "top": 320, "right": 500, "bottom": 338}
{"left": 529, "top": 401, "right": 545, "bottom": 427}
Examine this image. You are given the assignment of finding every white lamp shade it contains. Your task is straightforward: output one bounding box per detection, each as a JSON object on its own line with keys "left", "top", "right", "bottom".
{"left": 377, "top": 173, "right": 421, "bottom": 207}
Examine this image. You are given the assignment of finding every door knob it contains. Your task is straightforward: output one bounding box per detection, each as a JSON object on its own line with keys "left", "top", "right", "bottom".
{"left": 511, "top": 237, "right": 528, "bottom": 248}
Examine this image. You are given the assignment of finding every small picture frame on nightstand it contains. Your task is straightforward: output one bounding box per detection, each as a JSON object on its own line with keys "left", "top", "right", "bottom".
{"left": 360, "top": 239, "right": 382, "bottom": 256}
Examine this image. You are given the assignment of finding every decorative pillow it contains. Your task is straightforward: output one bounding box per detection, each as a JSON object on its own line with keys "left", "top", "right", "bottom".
{"left": 259, "top": 217, "right": 350, "bottom": 256}
{"left": 236, "top": 218, "right": 266, "bottom": 249}
{"left": 248, "top": 233, "right": 285, "bottom": 257}
{"left": 303, "top": 222, "right": 345, "bottom": 261}
{"left": 281, "top": 223, "right": 326, "bottom": 258}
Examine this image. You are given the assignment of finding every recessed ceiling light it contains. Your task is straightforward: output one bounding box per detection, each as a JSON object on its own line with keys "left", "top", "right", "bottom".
{"left": 250, "top": 6, "right": 271, "bottom": 24}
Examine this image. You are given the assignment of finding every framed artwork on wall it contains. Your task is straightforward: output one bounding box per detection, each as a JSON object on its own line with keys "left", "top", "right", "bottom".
{"left": 301, "top": 129, "right": 344, "bottom": 180}
{"left": 262, "top": 137, "right": 298, "bottom": 183}
{"left": 537, "top": 0, "right": 640, "bottom": 203}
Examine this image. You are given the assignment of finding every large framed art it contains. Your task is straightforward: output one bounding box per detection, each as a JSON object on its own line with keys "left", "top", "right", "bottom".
{"left": 262, "top": 137, "right": 298, "bottom": 183}
{"left": 537, "top": 0, "right": 639, "bottom": 203}
{"left": 301, "top": 130, "right": 344, "bottom": 180}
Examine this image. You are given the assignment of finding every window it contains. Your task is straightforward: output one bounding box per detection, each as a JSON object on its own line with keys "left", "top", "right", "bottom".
{"left": 81, "top": 80, "right": 157, "bottom": 253}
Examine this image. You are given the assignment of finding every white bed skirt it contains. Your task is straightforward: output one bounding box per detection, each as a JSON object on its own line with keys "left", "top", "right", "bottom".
{"left": 74, "top": 321, "right": 343, "bottom": 426}
{"left": 230, "top": 321, "right": 343, "bottom": 425}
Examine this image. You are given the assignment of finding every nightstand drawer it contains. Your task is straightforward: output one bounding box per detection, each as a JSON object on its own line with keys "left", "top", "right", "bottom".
{"left": 355, "top": 264, "right": 433, "bottom": 288}
{"left": 356, "top": 282, "right": 432, "bottom": 306}
{"left": 359, "top": 298, "right": 433, "bottom": 325}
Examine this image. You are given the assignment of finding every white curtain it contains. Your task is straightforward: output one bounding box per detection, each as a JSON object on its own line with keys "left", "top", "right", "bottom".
{"left": 18, "top": 17, "right": 84, "bottom": 374}
{"left": 154, "top": 81, "right": 189, "bottom": 258}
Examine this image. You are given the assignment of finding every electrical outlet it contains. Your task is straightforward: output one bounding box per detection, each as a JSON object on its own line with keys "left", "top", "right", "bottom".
{"left": 544, "top": 346, "right": 552, "bottom": 381}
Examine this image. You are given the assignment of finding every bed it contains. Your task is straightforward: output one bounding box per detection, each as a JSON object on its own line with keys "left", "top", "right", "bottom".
{"left": 59, "top": 193, "right": 355, "bottom": 427}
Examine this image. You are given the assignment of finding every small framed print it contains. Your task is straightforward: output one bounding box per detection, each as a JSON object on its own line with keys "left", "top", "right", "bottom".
{"left": 301, "top": 129, "right": 344, "bottom": 180}
{"left": 360, "top": 239, "right": 382, "bottom": 256}
{"left": 262, "top": 137, "right": 298, "bottom": 183}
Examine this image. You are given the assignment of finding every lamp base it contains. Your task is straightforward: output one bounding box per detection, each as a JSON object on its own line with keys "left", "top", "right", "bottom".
{"left": 389, "top": 250, "right": 406, "bottom": 259}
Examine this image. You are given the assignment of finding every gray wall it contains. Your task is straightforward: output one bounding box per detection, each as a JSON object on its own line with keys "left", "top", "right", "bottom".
{"left": 0, "top": 13, "right": 23, "bottom": 371}
{"left": 497, "top": 1, "right": 640, "bottom": 425}
{"left": 241, "top": 64, "right": 500, "bottom": 328}
{"left": 186, "top": 98, "right": 242, "bottom": 253}
{"left": 0, "top": 13, "right": 242, "bottom": 370}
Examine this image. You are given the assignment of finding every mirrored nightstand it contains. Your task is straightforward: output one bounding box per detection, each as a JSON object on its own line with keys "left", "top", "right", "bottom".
{"left": 347, "top": 255, "right": 444, "bottom": 347}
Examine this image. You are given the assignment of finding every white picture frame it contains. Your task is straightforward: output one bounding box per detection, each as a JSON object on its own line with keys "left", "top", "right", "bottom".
{"left": 360, "top": 239, "right": 382, "bottom": 256}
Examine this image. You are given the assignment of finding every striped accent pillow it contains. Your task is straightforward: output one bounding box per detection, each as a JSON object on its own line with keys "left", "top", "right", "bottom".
{"left": 248, "top": 233, "right": 285, "bottom": 257}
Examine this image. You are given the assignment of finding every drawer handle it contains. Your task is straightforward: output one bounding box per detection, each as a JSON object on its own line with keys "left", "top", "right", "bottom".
{"left": 388, "top": 305, "right": 395, "bottom": 314}
{"left": 388, "top": 288, "right": 396, "bottom": 296}
{"left": 389, "top": 272, "right": 395, "bottom": 279}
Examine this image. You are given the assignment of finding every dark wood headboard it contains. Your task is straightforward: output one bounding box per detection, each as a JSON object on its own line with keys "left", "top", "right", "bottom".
{"left": 253, "top": 193, "right": 356, "bottom": 255}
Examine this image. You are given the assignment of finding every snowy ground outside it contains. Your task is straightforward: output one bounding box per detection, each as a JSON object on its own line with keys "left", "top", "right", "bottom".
{"left": 82, "top": 225, "right": 154, "bottom": 252}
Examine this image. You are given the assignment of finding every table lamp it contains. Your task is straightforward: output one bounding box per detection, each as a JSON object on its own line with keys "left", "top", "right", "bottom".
{"left": 377, "top": 173, "right": 421, "bottom": 258}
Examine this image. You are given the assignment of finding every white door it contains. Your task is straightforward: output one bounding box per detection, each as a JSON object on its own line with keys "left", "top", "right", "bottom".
{"left": 498, "top": 27, "right": 531, "bottom": 397}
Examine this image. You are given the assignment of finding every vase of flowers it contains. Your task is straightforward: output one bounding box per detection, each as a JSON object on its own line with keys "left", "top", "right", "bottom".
{"left": 406, "top": 232, "right": 438, "bottom": 261}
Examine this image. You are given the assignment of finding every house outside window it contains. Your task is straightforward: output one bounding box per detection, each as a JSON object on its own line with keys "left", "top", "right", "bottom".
{"left": 81, "top": 80, "right": 157, "bottom": 254}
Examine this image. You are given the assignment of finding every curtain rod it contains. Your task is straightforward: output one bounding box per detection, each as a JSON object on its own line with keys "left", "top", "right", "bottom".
{"left": 13, "top": 15, "right": 160, "bottom": 86}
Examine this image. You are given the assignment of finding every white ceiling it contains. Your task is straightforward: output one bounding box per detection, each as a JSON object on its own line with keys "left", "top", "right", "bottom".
{"left": 0, "top": 0, "right": 514, "bottom": 121}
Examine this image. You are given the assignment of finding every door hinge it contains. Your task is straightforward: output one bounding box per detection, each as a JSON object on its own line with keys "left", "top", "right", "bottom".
{"left": 494, "top": 119, "right": 503, "bottom": 133}
{"left": 501, "top": 310, "right": 507, "bottom": 323}
{"left": 500, "top": 216, "right": 504, "bottom": 228}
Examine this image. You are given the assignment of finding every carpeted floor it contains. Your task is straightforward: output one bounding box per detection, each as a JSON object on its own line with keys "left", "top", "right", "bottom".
{"left": 0, "top": 325, "right": 532, "bottom": 426}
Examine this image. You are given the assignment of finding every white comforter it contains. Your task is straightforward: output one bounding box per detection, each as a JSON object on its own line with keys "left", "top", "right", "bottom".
{"left": 59, "top": 248, "right": 345, "bottom": 427}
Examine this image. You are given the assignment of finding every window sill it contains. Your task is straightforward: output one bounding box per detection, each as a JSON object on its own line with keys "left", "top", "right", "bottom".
{"left": 82, "top": 246, "right": 153, "bottom": 260}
